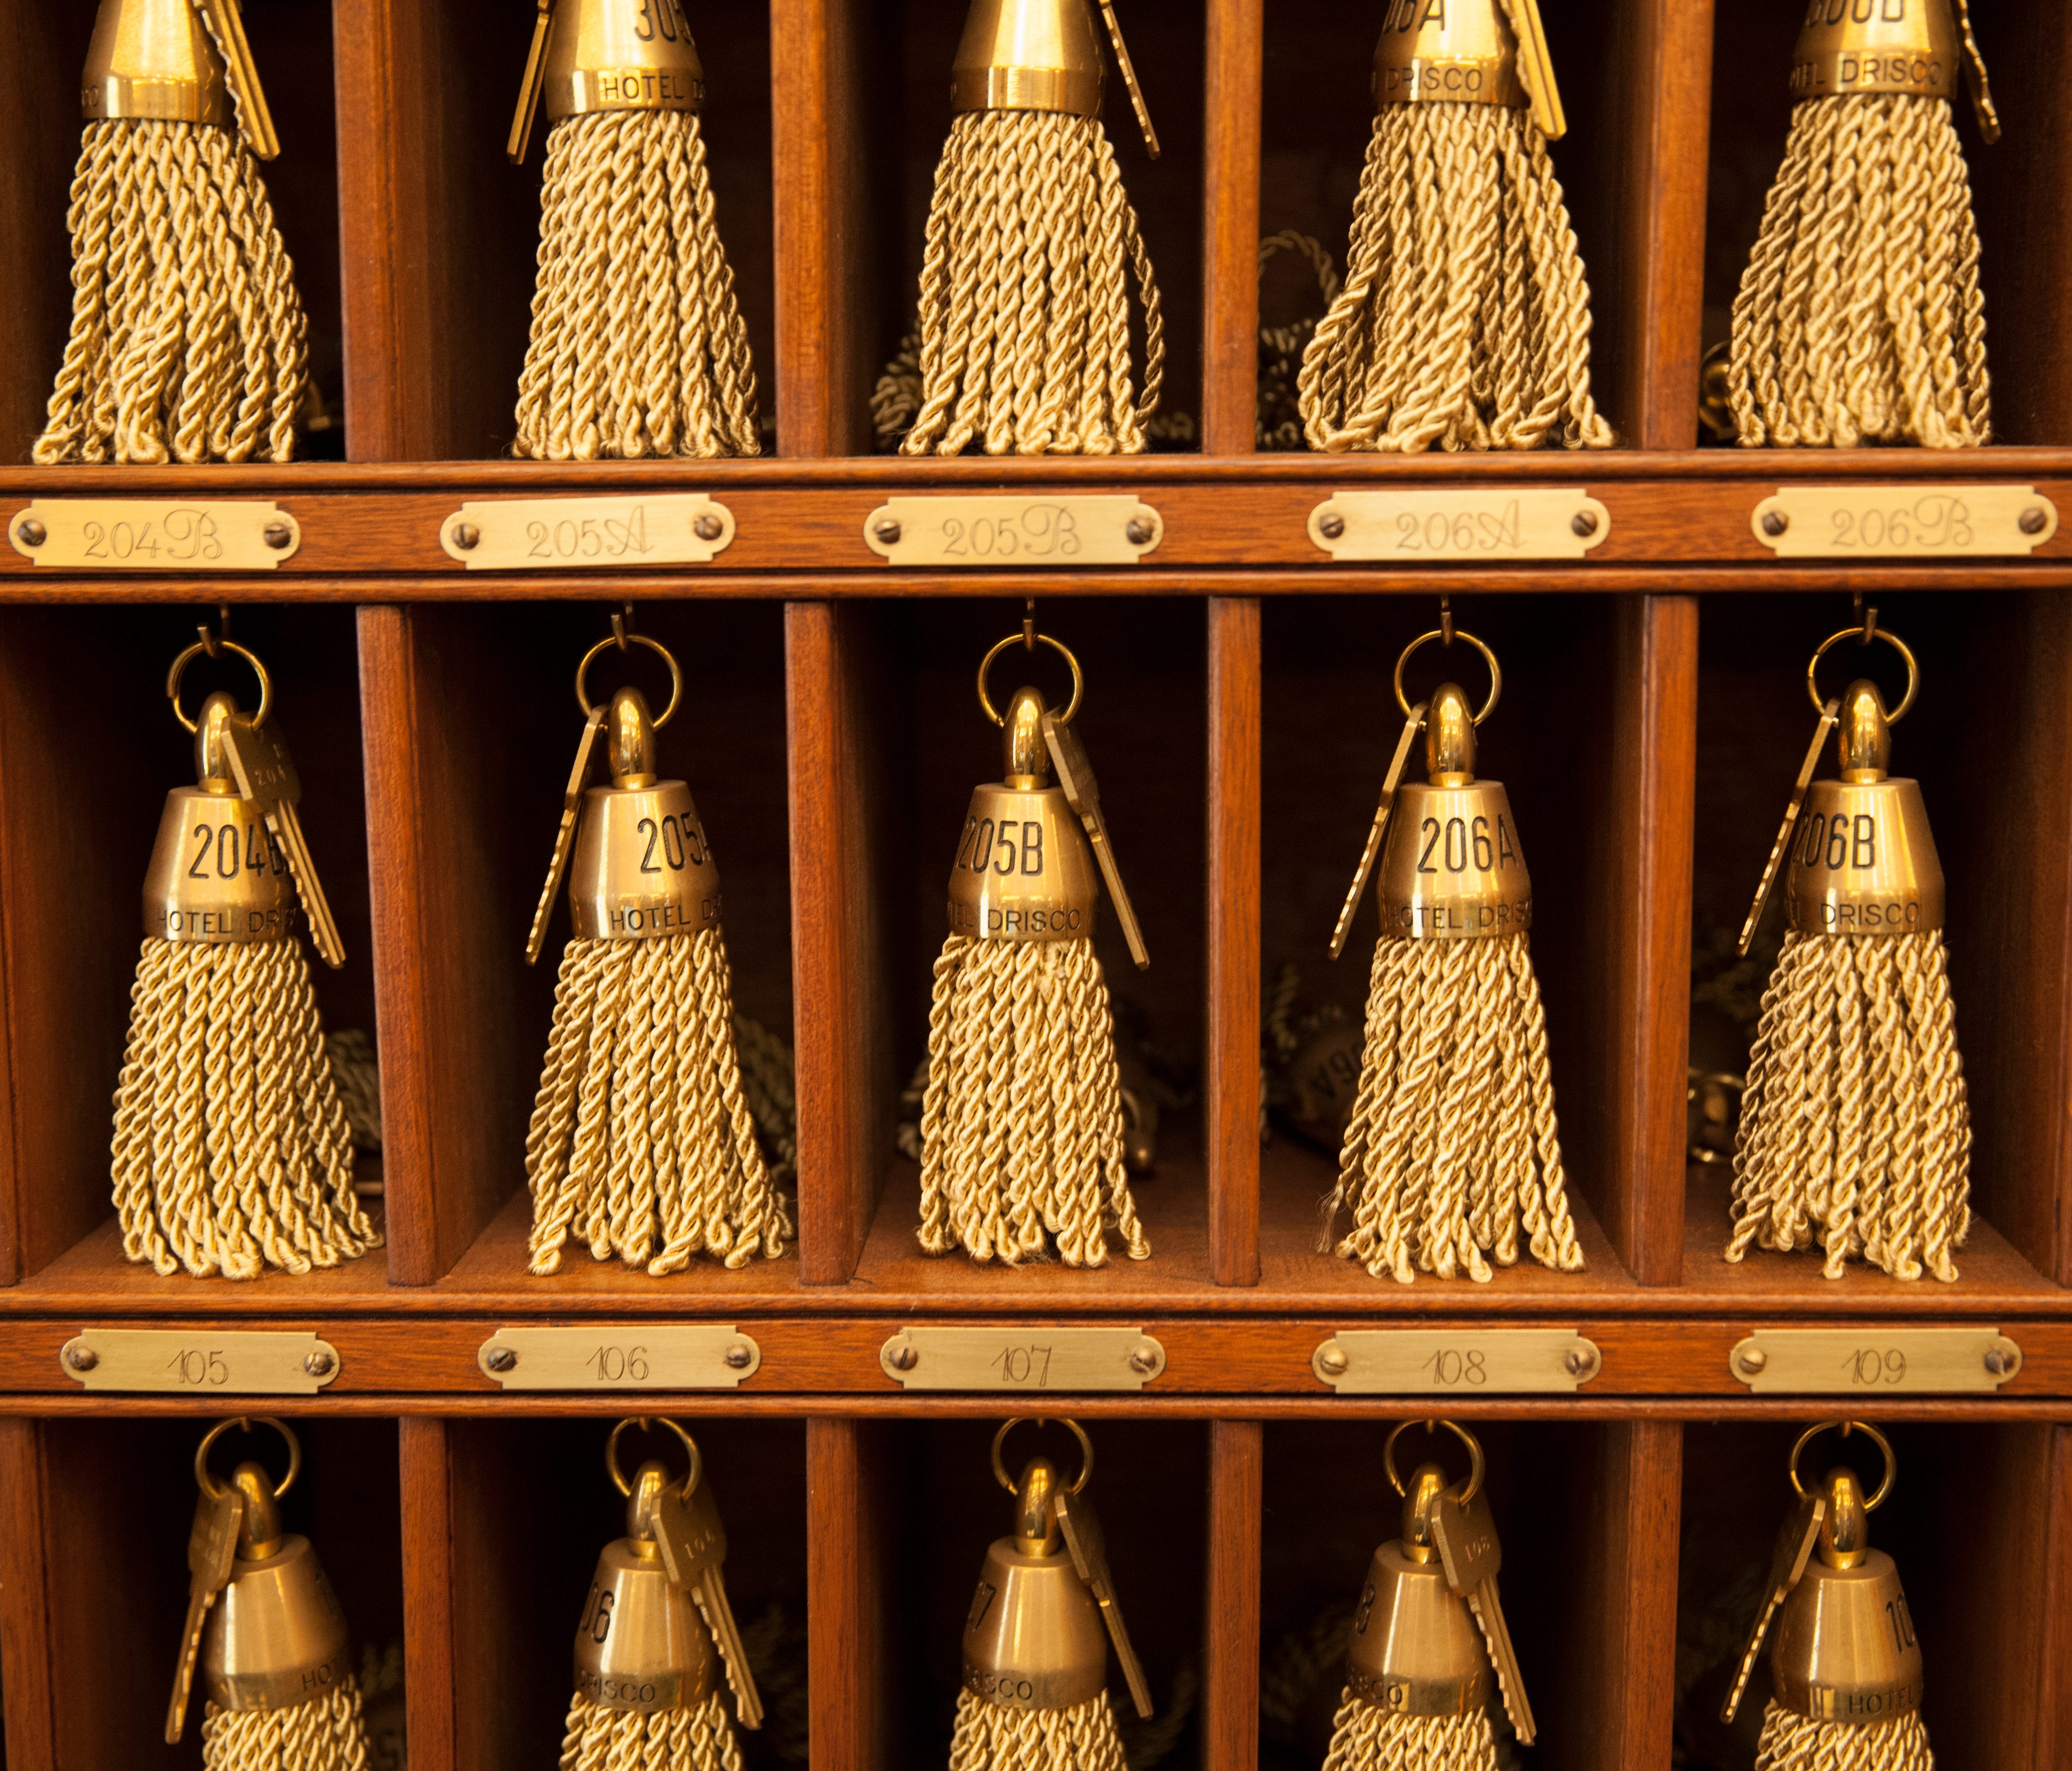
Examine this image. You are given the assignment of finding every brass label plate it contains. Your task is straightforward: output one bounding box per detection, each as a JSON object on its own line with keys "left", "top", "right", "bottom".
{"left": 1751, "top": 485, "right": 2058, "bottom": 557}
{"left": 10, "top": 500, "right": 300, "bottom": 569}
{"left": 864, "top": 496, "right": 1162, "bottom": 566}
{"left": 879, "top": 1326, "right": 1166, "bottom": 1392}
{"left": 1308, "top": 490, "right": 1610, "bottom": 561}
{"left": 1312, "top": 1328, "right": 1600, "bottom": 1394}
{"left": 60, "top": 1329, "right": 339, "bottom": 1394}
{"left": 440, "top": 495, "right": 735, "bottom": 569}
{"left": 1730, "top": 1328, "right": 2022, "bottom": 1395}
{"left": 476, "top": 1325, "right": 760, "bottom": 1390}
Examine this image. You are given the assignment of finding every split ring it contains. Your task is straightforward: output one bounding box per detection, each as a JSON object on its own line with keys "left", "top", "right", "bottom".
{"left": 195, "top": 1416, "right": 300, "bottom": 1500}
{"left": 991, "top": 1418, "right": 1094, "bottom": 1496}
{"left": 577, "top": 632, "right": 684, "bottom": 728}
{"left": 606, "top": 1417, "right": 702, "bottom": 1500}
{"left": 1807, "top": 627, "right": 1918, "bottom": 724}
{"left": 978, "top": 632, "right": 1084, "bottom": 728}
{"left": 1383, "top": 1419, "right": 1485, "bottom": 1505}
{"left": 167, "top": 639, "right": 272, "bottom": 733}
{"left": 1789, "top": 1420, "right": 1896, "bottom": 1511}
{"left": 1393, "top": 629, "right": 1502, "bottom": 727}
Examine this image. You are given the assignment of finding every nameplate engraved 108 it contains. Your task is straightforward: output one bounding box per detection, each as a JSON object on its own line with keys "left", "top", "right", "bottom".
{"left": 440, "top": 494, "right": 736, "bottom": 568}
{"left": 1313, "top": 1328, "right": 1601, "bottom": 1394}
{"left": 10, "top": 500, "right": 302, "bottom": 569}
{"left": 879, "top": 1326, "right": 1167, "bottom": 1391}
{"left": 1730, "top": 1328, "right": 2022, "bottom": 1395}
{"left": 476, "top": 1325, "right": 761, "bottom": 1390}
{"left": 1308, "top": 490, "right": 1611, "bottom": 561}
{"left": 60, "top": 1329, "right": 341, "bottom": 1394}
{"left": 1751, "top": 485, "right": 2058, "bottom": 557}
{"left": 864, "top": 496, "right": 1162, "bottom": 566}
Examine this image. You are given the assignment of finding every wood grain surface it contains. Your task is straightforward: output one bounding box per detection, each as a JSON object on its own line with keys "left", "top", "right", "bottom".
{"left": 1207, "top": 599, "right": 1261, "bottom": 1286}
{"left": 1202, "top": 1420, "right": 1262, "bottom": 1771}
{"left": 1201, "top": 0, "right": 1264, "bottom": 457}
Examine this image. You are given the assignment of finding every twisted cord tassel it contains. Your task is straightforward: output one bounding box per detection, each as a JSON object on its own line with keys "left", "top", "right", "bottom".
{"left": 516, "top": 109, "right": 761, "bottom": 460}
{"left": 946, "top": 1690, "right": 1127, "bottom": 1771}
{"left": 1320, "top": 1690, "right": 1500, "bottom": 1771}
{"left": 1752, "top": 1701, "right": 1933, "bottom": 1771}
{"left": 201, "top": 1680, "right": 370, "bottom": 1771}
{"left": 558, "top": 1691, "right": 742, "bottom": 1771}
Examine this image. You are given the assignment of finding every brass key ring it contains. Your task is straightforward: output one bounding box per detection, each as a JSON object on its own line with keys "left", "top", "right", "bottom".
{"left": 1789, "top": 1420, "right": 1896, "bottom": 1510}
{"left": 978, "top": 631, "right": 1084, "bottom": 728}
{"left": 1807, "top": 627, "right": 1918, "bottom": 724}
{"left": 992, "top": 1417, "right": 1094, "bottom": 1495}
{"left": 577, "top": 632, "right": 684, "bottom": 728}
{"left": 195, "top": 1416, "right": 300, "bottom": 1499}
{"left": 1392, "top": 629, "right": 1502, "bottom": 727}
{"left": 1383, "top": 1419, "right": 1485, "bottom": 1505}
{"left": 167, "top": 639, "right": 272, "bottom": 733}
{"left": 607, "top": 1417, "right": 702, "bottom": 1499}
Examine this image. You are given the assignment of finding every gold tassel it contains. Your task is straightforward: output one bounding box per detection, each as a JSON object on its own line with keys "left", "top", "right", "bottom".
{"left": 559, "top": 1691, "right": 744, "bottom": 1771}
{"left": 40, "top": 0, "right": 307, "bottom": 465}
{"left": 1320, "top": 1698, "right": 1498, "bottom": 1771}
{"left": 1727, "top": 0, "right": 1998, "bottom": 448}
{"left": 898, "top": 0, "right": 1165, "bottom": 456}
{"left": 525, "top": 628, "right": 790, "bottom": 1275}
{"left": 1299, "top": 0, "right": 1610, "bottom": 454}
{"left": 1726, "top": 630, "right": 1970, "bottom": 1280}
{"left": 1751, "top": 1705, "right": 1933, "bottom": 1771}
{"left": 509, "top": 1, "right": 759, "bottom": 460}
{"left": 1325, "top": 633, "right": 1581, "bottom": 1282}
{"left": 948, "top": 1689, "right": 1129, "bottom": 1771}
{"left": 202, "top": 1684, "right": 371, "bottom": 1771}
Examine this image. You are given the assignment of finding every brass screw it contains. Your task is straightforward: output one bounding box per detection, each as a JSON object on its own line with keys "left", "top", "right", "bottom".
{"left": 1317, "top": 512, "right": 1347, "bottom": 542}
{"left": 303, "top": 1349, "right": 335, "bottom": 1378}
{"left": 65, "top": 1343, "right": 99, "bottom": 1373}
{"left": 1564, "top": 1347, "right": 1598, "bottom": 1379}
{"left": 1127, "top": 1342, "right": 1160, "bottom": 1376}
{"left": 2020, "top": 507, "right": 2049, "bottom": 536}
{"left": 694, "top": 514, "right": 724, "bottom": 543}
{"left": 263, "top": 519, "right": 294, "bottom": 551}
{"left": 1572, "top": 510, "right": 1599, "bottom": 538}
{"left": 887, "top": 1341, "right": 919, "bottom": 1372}
{"left": 1736, "top": 1346, "right": 1769, "bottom": 1376}
{"left": 486, "top": 1347, "right": 518, "bottom": 1374}
{"left": 15, "top": 517, "right": 47, "bottom": 549}
{"left": 1761, "top": 511, "right": 1789, "bottom": 538}
{"left": 723, "top": 1341, "right": 754, "bottom": 1370}
{"left": 452, "top": 522, "right": 482, "bottom": 551}
{"left": 1126, "top": 515, "right": 1157, "bottom": 547}
{"left": 1985, "top": 1347, "right": 2017, "bottom": 1376}
{"left": 1316, "top": 1344, "right": 1350, "bottom": 1378}
{"left": 873, "top": 518, "right": 903, "bottom": 546}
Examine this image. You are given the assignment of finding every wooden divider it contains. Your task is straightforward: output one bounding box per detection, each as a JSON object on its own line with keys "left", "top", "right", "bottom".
{"left": 399, "top": 1418, "right": 458, "bottom": 1771}
{"left": 1202, "top": 1420, "right": 1264, "bottom": 1771}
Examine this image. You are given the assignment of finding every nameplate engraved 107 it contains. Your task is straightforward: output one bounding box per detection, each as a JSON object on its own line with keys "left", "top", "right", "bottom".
{"left": 1313, "top": 1328, "right": 1601, "bottom": 1394}
{"left": 1751, "top": 485, "right": 2058, "bottom": 557}
{"left": 476, "top": 1325, "right": 761, "bottom": 1390}
{"left": 864, "top": 496, "right": 1162, "bottom": 567}
{"left": 440, "top": 494, "right": 736, "bottom": 568}
{"left": 1730, "top": 1328, "right": 2022, "bottom": 1395}
{"left": 60, "top": 1329, "right": 340, "bottom": 1394}
{"left": 1308, "top": 490, "right": 1611, "bottom": 561}
{"left": 879, "top": 1326, "right": 1166, "bottom": 1391}
{"left": 10, "top": 499, "right": 302, "bottom": 569}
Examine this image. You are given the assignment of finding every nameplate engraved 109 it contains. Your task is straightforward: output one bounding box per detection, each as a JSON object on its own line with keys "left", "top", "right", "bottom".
{"left": 864, "top": 496, "right": 1162, "bottom": 566}
{"left": 1308, "top": 490, "right": 1611, "bottom": 561}
{"left": 10, "top": 499, "right": 301, "bottom": 569}
{"left": 1751, "top": 485, "right": 2058, "bottom": 557}
{"left": 1730, "top": 1328, "right": 2022, "bottom": 1395}
{"left": 439, "top": 494, "right": 736, "bottom": 568}
{"left": 1313, "top": 1328, "right": 1601, "bottom": 1394}
{"left": 476, "top": 1325, "right": 761, "bottom": 1390}
{"left": 60, "top": 1329, "right": 341, "bottom": 1394}
{"left": 879, "top": 1326, "right": 1166, "bottom": 1391}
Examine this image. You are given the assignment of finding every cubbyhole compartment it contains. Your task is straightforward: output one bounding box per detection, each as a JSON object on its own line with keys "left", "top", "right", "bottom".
{"left": 1700, "top": 0, "right": 2072, "bottom": 446}
{"left": 1688, "top": 590, "right": 2072, "bottom": 1300}
{"left": 0, "top": 0, "right": 346, "bottom": 462}
{"left": 0, "top": 603, "right": 377, "bottom": 1295}
{"left": 356, "top": 597, "right": 796, "bottom": 1295}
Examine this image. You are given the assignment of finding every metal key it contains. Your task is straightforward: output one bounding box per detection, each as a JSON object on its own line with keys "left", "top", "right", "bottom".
{"left": 167, "top": 1483, "right": 246, "bottom": 1743}
{"left": 1738, "top": 700, "right": 1840, "bottom": 956}
{"left": 223, "top": 713, "right": 345, "bottom": 969}
{"left": 526, "top": 707, "right": 606, "bottom": 964}
{"left": 1722, "top": 1490, "right": 1825, "bottom": 1725}
{"left": 1054, "top": 1487, "right": 1153, "bottom": 1719}
{"left": 194, "top": 0, "right": 281, "bottom": 159}
{"left": 654, "top": 1479, "right": 764, "bottom": 1728}
{"left": 1505, "top": 0, "right": 1567, "bottom": 140}
{"left": 1042, "top": 714, "right": 1150, "bottom": 971}
{"left": 1329, "top": 701, "right": 1427, "bottom": 961}
{"left": 1430, "top": 1482, "right": 1535, "bottom": 1745}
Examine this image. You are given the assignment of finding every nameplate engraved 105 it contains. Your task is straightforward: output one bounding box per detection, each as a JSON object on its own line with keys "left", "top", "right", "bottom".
{"left": 1313, "top": 1328, "right": 1601, "bottom": 1394}
{"left": 864, "top": 496, "right": 1162, "bottom": 567}
{"left": 440, "top": 494, "right": 736, "bottom": 568}
{"left": 1751, "top": 485, "right": 2058, "bottom": 557}
{"left": 1730, "top": 1328, "right": 2022, "bottom": 1395}
{"left": 10, "top": 499, "right": 302, "bottom": 569}
{"left": 59, "top": 1329, "right": 340, "bottom": 1394}
{"left": 1308, "top": 490, "right": 1610, "bottom": 561}
{"left": 476, "top": 1325, "right": 760, "bottom": 1390}
{"left": 879, "top": 1326, "right": 1166, "bottom": 1391}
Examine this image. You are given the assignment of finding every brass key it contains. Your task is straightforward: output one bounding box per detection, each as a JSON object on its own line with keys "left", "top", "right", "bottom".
{"left": 526, "top": 706, "right": 606, "bottom": 964}
{"left": 166, "top": 1484, "right": 245, "bottom": 1743}
{"left": 223, "top": 712, "right": 345, "bottom": 969}
{"left": 1722, "top": 1490, "right": 1825, "bottom": 1724}
{"left": 1043, "top": 713, "right": 1149, "bottom": 971}
{"left": 1738, "top": 699, "right": 1840, "bottom": 956}
{"left": 1054, "top": 1487, "right": 1153, "bottom": 1719}
{"left": 1431, "top": 1481, "right": 1535, "bottom": 1745}
{"left": 655, "top": 1479, "right": 764, "bottom": 1728}
{"left": 1329, "top": 701, "right": 1427, "bottom": 961}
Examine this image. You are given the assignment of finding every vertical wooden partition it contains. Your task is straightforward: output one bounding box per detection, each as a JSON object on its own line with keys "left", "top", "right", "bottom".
{"left": 1203, "top": 1420, "right": 1263, "bottom": 1771}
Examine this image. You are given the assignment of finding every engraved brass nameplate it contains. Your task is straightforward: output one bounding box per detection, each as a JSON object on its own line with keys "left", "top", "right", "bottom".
{"left": 864, "top": 496, "right": 1162, "bottom": 566}
{"left": 879, "top": 1326, "right": 1166, "bottom": 1392}
{"left": 1729, "top": 1328, "right": 2022, "bottom": 1395}
{"left": 1312, "top": 1328, "right": 1601, "bottom": 1394}
{"left": 60, "top": 1329, "right": 340, "bottom": 1394}
{"left": 439, "top": 494, "right": 736, "bottom": 568}
{"left": 476, "top": 1325, "right": 761, "bottom": 1390}
{"left": 1308, "top": 490, "right": 1611, "bottom": 561}
{"left": 1751, "top": 485, "right": 2058, "bottom": 557}
{"left": 10, "top": 500, "right": 301, "bottom": 569}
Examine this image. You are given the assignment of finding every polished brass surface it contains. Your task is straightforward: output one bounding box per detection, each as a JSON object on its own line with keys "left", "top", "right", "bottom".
{"left": 201, "top": 1530, "right": 351, "bottom": 1714}
{"left": 1054, "top": 1484, "right": 1151, "bottom": 1718}
{"left": 193, "top": 0, "right": 280, "bottom": 157}
{"left": 1431, "top": 1478, "right": 1535, "bottom": 1743}
{"left": 143, "top": 787, "right": 297, "bottom": 944}
{"left": 1373, "top": 0, "right": 1526, "bottom": 114}
{"left": 537, "top": 0, "right": 704, "bottom": 128}
{"left": 951, "top": 0, "right": 1106, "bottom": 120}
{"left": 82, "top": 0, "right": 229, "bottom": 127}
{"left": 1094, "top": 0, "right": 1159, "bottom": 156}
{"left": 1724, "top": 1490, "right": 1825, "bottom": 1725}
{"left": 222, "top": 710, "right": 344, "bottom": 969}
{"left": 948, "top": 691, "right": 1101, "bottom": 945}
{"left": 1343, "top": 1540, "right": 1492, "bottom": 1716}
{"left": 574, "top": 1534, "right": 718, "bottom": 1714}
{"left": 1330, "top": 701, "right": 1427, "bottom": 961}
{"left": 1043, "top": 710, "right": 1149, "bottom": 969}
{"left": 1382, "top": 1420, "right": 1485, "bottom": 1504}
{"left": 1375, "top": 777, "right": 1533, "bottom": 941}
{"left": 167, "top": 1484, "right": 244, "bottom": 1742}
{"left": 979, "top": 631, "right": 1084, "bottom": 728}
{"left": 1791, "top": 0, "right": 1968, "bottom": 114}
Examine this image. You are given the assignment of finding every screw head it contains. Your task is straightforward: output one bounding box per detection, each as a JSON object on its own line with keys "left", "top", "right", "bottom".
{"left": 873, "top": 518, "right": 903, "bottom": 546}
{"left": 263, "top": 518, "right": 294, "bottom": 551}
{"left": 65, "top": 1343, "right": 99, "bottom": 1373}
{"left": 1317, "top": 512, "right": 1347, "bottom": 542}
{"left": 1572, "top": 509, "right": 1599, "bottom": 538}
{"left": 1736, "top": 1346, "right": 1769, "bottom": 1376}
{"left": 887, "top": 1342, "right": 919, "bottom": 1373}
{"left": 694, "top": 513, "right": 724, "bottom": 543}
{"left": 1985, "top": 1347, "right": 2016, "bottom": 1376}
{"left": 303, "top": 1349, "right": 335, "bottom": 1377}
{"left": 723, "top": 1341, "right": 754, "bottom": 1370}
{"left": 2021, "top": 507, "right": 2049, "bottom": 536}
{"left": 1125, "top": 515, "right": 1157, "bottom": 547}
{"left": 1316, "top": 1344, "right": 1350, "bottom": 1379}
{"left": 16, "top": 517, "right": 47, "bottom": 549}
{"left": 1761, "top": 510, "right": 1789, "bottom": 538}
{"left": 1564, "top": 1347, "right": 1598, "bottom": 1378}
{"left": 452, "top": 521, "right": 481, "bottom": 551}
{"left": 485, "top": 1347, "right": 518, "bottom": 1374}
{"left": 1127, "top": 1342, "right": 1160, "bottom": 1376}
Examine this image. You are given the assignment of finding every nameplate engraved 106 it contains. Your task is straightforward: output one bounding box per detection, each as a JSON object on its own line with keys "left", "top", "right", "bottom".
{"left": 440, "top": 494, "right": 736, "bottom": 569}
{"left": 476, "top": 1325, "right": 761, "bottom": 1390}
{"left": 879, "top": 1326, "right": 1166, "bottom": 1391}
{"left": 10, "top": 499, "right": 302, "bottom": 569}
{"left": 1730, "top": 1328, "right": 2022, "bottom": 1395}
{"left": 60, "top": 1329, "right": 341, "bottom": 1394}
{"left": 1751, "top": 485, "right": 2058, "bottom": 557}
{"left": 1309, "top": 490, "right": 1610, "bottom": 562}
{"left": 864, "top": 496, "right": 1162, "bottom": 567}
{"left": 1313, "top": 1328, "right": 1601, "bottom": 1394}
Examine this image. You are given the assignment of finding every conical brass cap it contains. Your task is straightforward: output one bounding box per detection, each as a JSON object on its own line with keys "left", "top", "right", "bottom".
{"left": 82, "top": 0, "right": 231, "bottom": 126}
{"left": 545, "top": 0, "right": 705, "bottom": 120}
{"left": 952, "top": 0, "right": 1105, "bottom": 118}
{"left": 1791, "top": 0, "right": 1957, "bottom": 102}
{"left": 1373, "top": 0, "right": 1523, "bottom": 110}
